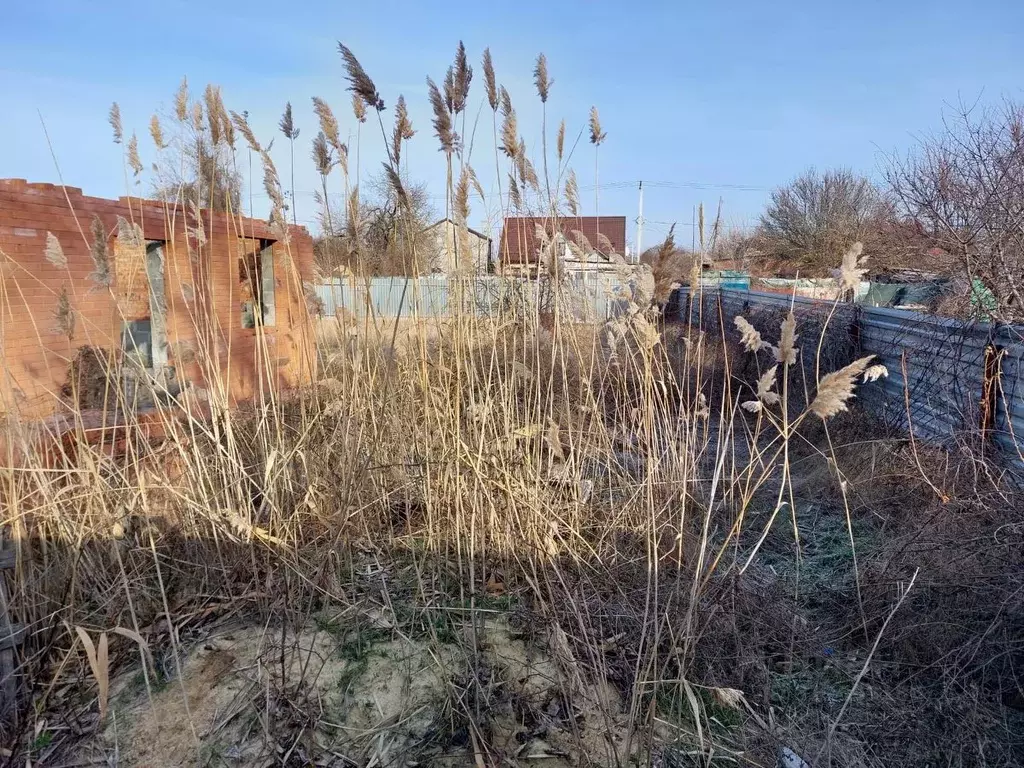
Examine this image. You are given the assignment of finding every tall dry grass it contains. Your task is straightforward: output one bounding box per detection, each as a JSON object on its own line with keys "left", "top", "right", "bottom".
{"left": 2, "top": 43, "right": 1021, "bottom": 768}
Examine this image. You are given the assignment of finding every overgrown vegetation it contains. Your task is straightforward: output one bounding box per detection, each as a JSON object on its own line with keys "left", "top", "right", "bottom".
{"left": 886, "top": 99, "right": 1024, "bottom": 321}
{"left": 2, "top": 42, "right": 1022, "bottom": 768}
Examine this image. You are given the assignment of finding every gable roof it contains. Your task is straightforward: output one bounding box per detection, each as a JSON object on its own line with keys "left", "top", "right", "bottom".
{"left": 499, "top": 216, "right": 627, "bottom": 264}
{"left": 422, "top": 217, "right": 491, "bottom": 242}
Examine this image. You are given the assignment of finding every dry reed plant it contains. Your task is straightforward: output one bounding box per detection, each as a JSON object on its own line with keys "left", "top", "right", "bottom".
{"left": 2, "top": 47, "right": 1021, "bottom": 768}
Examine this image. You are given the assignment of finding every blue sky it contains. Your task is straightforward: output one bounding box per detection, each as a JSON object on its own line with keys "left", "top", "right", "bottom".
{"left": 3, "top": 0, "right": 1023, "bottom": 250}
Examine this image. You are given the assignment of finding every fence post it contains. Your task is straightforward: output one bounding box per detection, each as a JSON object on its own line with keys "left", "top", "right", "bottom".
{"left": 979, "top": 341, "right": 1002, "bottom": 445}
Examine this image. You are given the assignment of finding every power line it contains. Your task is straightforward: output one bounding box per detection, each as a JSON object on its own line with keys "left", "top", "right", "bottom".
{"left": 245, "top": 178, "right": 770, "bottom": 200}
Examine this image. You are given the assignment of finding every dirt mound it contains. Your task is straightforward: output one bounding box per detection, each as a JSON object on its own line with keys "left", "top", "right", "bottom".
{"left": 74, "top": 615, "right": 639, "bottom": 767}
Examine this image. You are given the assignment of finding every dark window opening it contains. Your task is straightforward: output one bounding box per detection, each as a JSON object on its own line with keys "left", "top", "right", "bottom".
{"left": 122, "top": 318, "right": 153, "bottom": 369}
{"left": 240, "top": 240, "right": 276, "bottom": 328}
{"left": 122, "top": 241, "right": 168, "bottom": 371}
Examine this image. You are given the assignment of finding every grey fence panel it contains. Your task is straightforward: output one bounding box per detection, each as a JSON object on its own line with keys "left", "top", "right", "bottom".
{"left": 708, "top": 288, "right": 861, "bottom": 384}
{"left": 859, "top": 307, "right": 991, "bottom": 441}
{"left": 682, "top": 286, "right": 1024, "bottom": 469}
{"left": 315, "top": 275, "right": 626, "bottom": 321}
{"left": 315, "top": 279, "right": 350, "bottom": 318}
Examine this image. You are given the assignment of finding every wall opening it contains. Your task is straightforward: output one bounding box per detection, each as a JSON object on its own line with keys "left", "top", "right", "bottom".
{"left": 240, "top": 240, "right": 276, "bottom": 328}
{"left": 120, "top": 240, "right": 172, "bottom": 407}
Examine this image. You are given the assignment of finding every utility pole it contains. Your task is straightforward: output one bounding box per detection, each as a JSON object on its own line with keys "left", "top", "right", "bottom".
{"left": 635, "top": 180, "right": 644, "bottom": 264}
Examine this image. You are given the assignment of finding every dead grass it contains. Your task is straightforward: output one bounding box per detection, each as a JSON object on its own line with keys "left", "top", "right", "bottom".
{"left": 3, "top": 42, "right": 1022, "bottom": 768}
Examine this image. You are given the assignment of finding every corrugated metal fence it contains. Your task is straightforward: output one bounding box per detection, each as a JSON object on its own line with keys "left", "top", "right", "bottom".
{"left": 680, "top": 287, "right": 1024, "bottom": 467}
{"left": 316, "top": 274, "right": 628, "bottom": 321}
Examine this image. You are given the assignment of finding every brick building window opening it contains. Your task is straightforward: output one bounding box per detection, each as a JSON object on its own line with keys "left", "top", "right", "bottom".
{"left": 121, "top": 241, "right": 168, "bottom": 372}
{"left": 240, "top": 240, "right": 276, "bottom": 329}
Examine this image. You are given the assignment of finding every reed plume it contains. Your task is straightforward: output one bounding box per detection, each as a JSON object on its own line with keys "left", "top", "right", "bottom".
{"left": 534, "top": 52, "right": 553, "bottom": 204}
{"left": 455, "top": 165, "right": 472, "bottom": 222}
{"left": 204, "top": 85, "right": 223, "bottom": 145}
{"left": 655, "top": 224, "right": 676, "bottom": 264}
{"left": 775, "top": 311, "right": 798, "bottom": 365}
{"left": 534, "top": 53, "right": 551, "bottom": 103}
{"left": 734, "top": 316, "right": 769, "bottom": 353}
{"left": 565, "top": 170, "right": 579, "bottom": 216}
{"left": 451, "top": 41, "right": 472, "bottom": 115}
{"left": 174, "top": 77, "right": 188, "bottom": 122}
{"left": 336, "top": 142, "right": 349, "bottom": 176}
{"left": 863, "top": 364, "right": 889, "bottom": 382}
{"left": 516, "top": 141, "right": 539, "bottom": 191}
{"left": 53, "top": 285, "right": 75, "bottom": 340}
{"left": 351, "top": 93, "right": 366, "bottom": 123}
{"left": 280, "top": 101, "right": 300, "bottom": 224}
{"left": 382, "top": 163, "right": 407, "bottom": 207}
{"left": 279, "top": 102, "right": 298, "bottom": 140}
{"left": 311, "top": 98, "right": 342, "bottom": 153}
{"left": 127, "top": 134, "right": 143, "bottom": 176}
{"left": 427, "top": 78, "right": 455, "bottom": 154}
{"left": 45, "top": 232, "right": 67, "bottom": 269}
{"left": 571, "top": 230, "right": 593, "bottom": 254}
{"left": 312, "top": 132, "right": 332, "bottom": 176}
{"left": 220, "top": 108, "right": 235, "bottom": 149}
{"left": 191, "top": 102, "right": 203, "bottom": 133}
{"left": 482, "top": 48, "right": 498, "bottom": 111}
{"left": 338, "top": 43, "right": 383, "bottom": 111}
{"left": 809, "top": 356, "right": 875, "bottom": 419}
{"left": 556, "top": 120, "right": 565, "bottom": 161}
{"left": 499, "top": 90, "right": 518, "bottom": 158}
{"left": 230, "top": 110, "right": 261, "bottom": 152}
{"left": 392, "top": 95, "right": 415, "bottom": 165}
{"left": 508, "top": 173, "right": 522, "bottom": 209}
{"left": 443, "top": 67, "right": 456, "bottom": 114}
{"left": 589, "top": 106, "right": 606, "bottom": 145}
{"left": 260, "top": 150, "right": 285, "bottom": 212}
{"left": 109, "top": 103, "right": 123, "bottom": 144}
{"left": 89, "top": 216, "right": 111, "bottom": 287}
{"left": 756, "top": 365, "right": 780, "bottom": 405}
{"left": 149, "top": 115, "right": 165, "bottom": 150}
{"left": 835, "top": 241, "right": 868, "bottom": 295}
{"left": 590, "top": 106, "right": 606, "bottom": 223}
{"left": 345, "top": 186, "right": 361, "bottom": 243}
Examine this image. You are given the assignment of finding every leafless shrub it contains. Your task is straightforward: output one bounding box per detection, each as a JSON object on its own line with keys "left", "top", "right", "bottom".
{"left": 886, "top": 99, "right": 1024, "bottom": 320}
{"left": 759, "top": 167, "right": 892, "bottom": 274}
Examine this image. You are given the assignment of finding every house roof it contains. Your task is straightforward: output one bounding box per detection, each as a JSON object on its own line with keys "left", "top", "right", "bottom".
{"left": 499, "top": 216, "right": 627, "bottom": 264}
{"left": 422, "top": 217, "right": 491, "bottom": 242}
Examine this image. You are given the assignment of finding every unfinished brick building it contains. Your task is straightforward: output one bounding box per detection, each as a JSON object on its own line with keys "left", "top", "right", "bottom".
{"left": 0, "top": 179, "right": 316, "bottom": 420}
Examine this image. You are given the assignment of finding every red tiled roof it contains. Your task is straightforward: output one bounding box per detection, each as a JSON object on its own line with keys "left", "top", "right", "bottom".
{"left": 499, "top": 216, "right": 627, "bottom": 264}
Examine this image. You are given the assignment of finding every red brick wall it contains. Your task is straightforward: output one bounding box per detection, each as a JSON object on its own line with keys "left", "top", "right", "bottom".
{"left": 0, "top": 179, "right": 316, "bottom": 418}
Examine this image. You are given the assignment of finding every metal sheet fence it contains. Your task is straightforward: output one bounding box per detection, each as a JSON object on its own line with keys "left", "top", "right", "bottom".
{"left": 681, "top": 287, "right": 1024, "bottom": 468}
{"left": 316, "top": 274, "right": 628, "bottom": 322}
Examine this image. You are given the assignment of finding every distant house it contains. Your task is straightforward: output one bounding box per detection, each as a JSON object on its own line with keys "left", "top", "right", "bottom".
{"left": 499, "top": 216, "right": 628, "bottom": 276}
{"left": 421, "top": 217, "right": 492, "bottom": 275}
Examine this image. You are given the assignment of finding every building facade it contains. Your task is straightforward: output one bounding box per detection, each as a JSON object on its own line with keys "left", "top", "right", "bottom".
{"left": 0, "top": 179, "right": 316, "bottom": 419}
{"left": 421, "top": 218, "right": 492, "bottom": 274}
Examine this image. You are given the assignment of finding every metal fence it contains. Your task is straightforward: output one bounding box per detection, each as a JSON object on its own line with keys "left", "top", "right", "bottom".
{"left": 680, "top": 286, "right": 1024, "bottom": 468}
{"left": 316, "top": 274, "right": 629, "bottom": 322}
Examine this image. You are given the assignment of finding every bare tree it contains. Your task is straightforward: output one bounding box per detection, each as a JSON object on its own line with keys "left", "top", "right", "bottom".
{"left": 314, "top": 169, "right": 435, "bottom": 276}
{"left": 759, "top": 168, "right": 891, "bottom": 274}
{"left": 886, "top": 100, "right": 1024, "bottom": 320}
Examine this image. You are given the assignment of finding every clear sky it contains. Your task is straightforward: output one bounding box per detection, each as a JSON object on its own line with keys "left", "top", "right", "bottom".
{"left": 3, "top": 0, "right": 1023, "bottom": 250}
